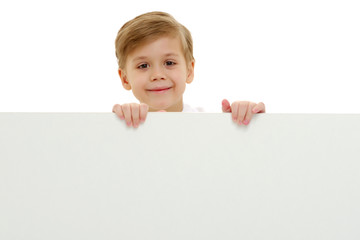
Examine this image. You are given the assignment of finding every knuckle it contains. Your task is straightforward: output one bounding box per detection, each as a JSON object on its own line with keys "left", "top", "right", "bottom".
{"left": 130, "top": 103, "right": 141, "bottom": 112}
{"left": 257, "top": 102, "right": 265, "bottom": 111}
{"left": 141, "top": 103, "right": 149, "bottom": 111}
{"left": 130, "top": 102, "right": 138, "bottom": 107}
{"left": 240, "top": 101, "right": 248, "bottom": 108}
{"left": 122, "top": 104, "right": 130, "bottom": 111}
{"left": 112, "top": 104, "right": 120, "bottom": 112}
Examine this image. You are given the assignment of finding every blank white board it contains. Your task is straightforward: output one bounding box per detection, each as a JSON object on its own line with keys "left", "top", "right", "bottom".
{"left": 0, "top": 113, "right": 360, "bottom": 240}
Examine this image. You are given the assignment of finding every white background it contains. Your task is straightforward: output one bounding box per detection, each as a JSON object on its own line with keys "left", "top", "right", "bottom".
{"left": 0, "top": 0, "right": 359, "bottom": 113}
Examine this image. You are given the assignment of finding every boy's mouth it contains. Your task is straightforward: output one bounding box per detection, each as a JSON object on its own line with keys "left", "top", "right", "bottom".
{"left": 147, "top": 87, "right": 172, "bottom": 93}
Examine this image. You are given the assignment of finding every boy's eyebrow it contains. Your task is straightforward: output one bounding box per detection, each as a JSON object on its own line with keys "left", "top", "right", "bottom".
{"left": 131, "top": 56, "right": 148, "bottom": 62}
{"left": 131, "top": 53, "right": 180, "bottom": 62}
{"left": 164, "top": 53, "right": 180, "bottom": 58}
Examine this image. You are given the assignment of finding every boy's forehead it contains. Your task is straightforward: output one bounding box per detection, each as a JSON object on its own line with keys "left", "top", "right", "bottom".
{"left": 127, "top": 36, "right": 184, "bottom": 61}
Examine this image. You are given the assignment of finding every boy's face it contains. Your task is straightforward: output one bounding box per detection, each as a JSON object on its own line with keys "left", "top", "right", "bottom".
{"left": 118, "top": 36, "right": 194, "bottom": 112}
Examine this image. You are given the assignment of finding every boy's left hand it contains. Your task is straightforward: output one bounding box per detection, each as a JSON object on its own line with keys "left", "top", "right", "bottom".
{"left": 222, "top": 99, "right": 265, "bottom": 125}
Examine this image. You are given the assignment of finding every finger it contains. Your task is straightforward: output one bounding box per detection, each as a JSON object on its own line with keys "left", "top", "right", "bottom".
{"left": 252, "top": 102, "right": 266, "bottom": 113}
{"left": 139, "top": 103, "right": 149, "bottom": 123}
{"left": 122, "top": 104, "right": 132, "bottom": 127}
{"left": 112, "top": 104, "right": 117, "bottom": 113}
{"left": 230, "top": 102, "right": 239, "bottom": 122}
{"left": 222, "top": 99, "right": 231, "bottom": 112}
{"left": 238, "top": 102, "right": 249, "bottom": 124}
{"left": 243, "top": 103, "right": 255, "bottom": 125}
{"left": 157, "top": 110, "right": 167, "bottom": 112}
{"left": 130, "top": 103, "right": 140, "bottom": 128}
{"left": 112, "top": 104, "right": 125, "bottom": 120}
{"left": 235, "top": 102, "right": 248, "bottom": 125}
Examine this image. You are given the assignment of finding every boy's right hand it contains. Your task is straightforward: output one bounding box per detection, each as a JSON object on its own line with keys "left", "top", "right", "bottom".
{"left": 112, "top": 103, "right": 149, "bottom": 128}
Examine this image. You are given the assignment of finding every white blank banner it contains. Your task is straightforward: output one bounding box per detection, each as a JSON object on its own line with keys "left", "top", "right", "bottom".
{"left": 0, "top": 113, "right": 360, "bottom": 240}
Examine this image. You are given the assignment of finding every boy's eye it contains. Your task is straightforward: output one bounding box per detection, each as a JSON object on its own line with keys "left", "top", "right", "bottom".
{"left": 165, "top": 61, "right": 176, "bottom": 66}
{"left": 138, "top": 63, "right": 149, "bottom": 69}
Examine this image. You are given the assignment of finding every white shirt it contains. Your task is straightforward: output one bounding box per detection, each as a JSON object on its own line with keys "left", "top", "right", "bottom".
{"left": 182, "top": 104, "right": 204, "bottom": 113}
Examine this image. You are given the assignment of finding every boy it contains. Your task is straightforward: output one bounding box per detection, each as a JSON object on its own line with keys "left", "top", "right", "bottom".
{"left": 113, "top": 11, "right": 265, "bottom": 128}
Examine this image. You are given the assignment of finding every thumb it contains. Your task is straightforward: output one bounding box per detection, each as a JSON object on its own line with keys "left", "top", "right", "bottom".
{"left": 222, "top": 99, "right": 232, "bottom": 112}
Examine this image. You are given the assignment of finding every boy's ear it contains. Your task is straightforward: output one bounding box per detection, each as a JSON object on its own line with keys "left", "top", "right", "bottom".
{"left": 118, "top": 68, "right": 132, "bottom": 90}
{"left": 186, "top": 60, "right": 195, "bottom": 84}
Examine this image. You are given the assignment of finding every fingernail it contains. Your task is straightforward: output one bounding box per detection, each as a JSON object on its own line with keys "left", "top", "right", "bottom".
{"left": 243, "top": 120, "right": 249, "bottom": 125}
{"left": 126, "top": 122, "right": 131, "bottom": 127}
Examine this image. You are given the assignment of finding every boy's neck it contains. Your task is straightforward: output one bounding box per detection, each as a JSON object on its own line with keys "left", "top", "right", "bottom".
{"left": 148, "top": 100, "right": 183, "bottom": 112}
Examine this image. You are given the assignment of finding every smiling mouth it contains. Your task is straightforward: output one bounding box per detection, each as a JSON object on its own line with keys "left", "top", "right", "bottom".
{"left": 147, "top": 87, "right": 172, "bottom": 93}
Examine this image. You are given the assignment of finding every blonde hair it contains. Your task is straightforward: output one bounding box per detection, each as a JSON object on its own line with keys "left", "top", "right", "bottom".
{"left": 115, "top": 11, "right": 194, "bottom": 69}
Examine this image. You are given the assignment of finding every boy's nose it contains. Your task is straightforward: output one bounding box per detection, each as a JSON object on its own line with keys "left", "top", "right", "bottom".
{"left": 150, "top": 66, "right": 166, "bottom": 81}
